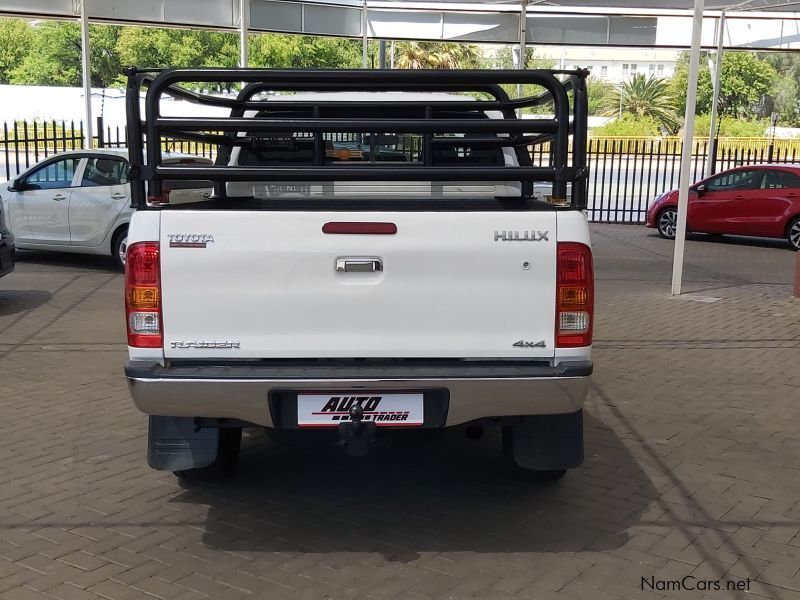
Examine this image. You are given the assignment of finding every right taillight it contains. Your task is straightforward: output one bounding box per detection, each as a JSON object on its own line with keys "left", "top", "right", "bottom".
{"left": 125, "top": 241, "right": 162, "bottom": 348}
{"left": 147, "top": 185, "right": 172, "bottom": 205}
{"left": 556, "top": 242, "right": 594, "bottom": 348}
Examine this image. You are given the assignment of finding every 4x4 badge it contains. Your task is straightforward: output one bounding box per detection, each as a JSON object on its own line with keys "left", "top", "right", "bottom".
{"left": 513, "top": 339, "right": 546, "bottom": 348}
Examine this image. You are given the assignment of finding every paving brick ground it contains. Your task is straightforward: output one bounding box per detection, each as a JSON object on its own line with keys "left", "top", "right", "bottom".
{"left": 0, "top": 226, "right": 799, "bottom": 600}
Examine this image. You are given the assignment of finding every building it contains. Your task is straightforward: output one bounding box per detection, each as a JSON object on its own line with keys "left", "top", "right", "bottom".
{"left": 531, "top": 46, "right": 680, "bottom": 83}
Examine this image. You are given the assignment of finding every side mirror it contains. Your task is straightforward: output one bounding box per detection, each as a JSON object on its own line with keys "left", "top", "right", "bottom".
{"left": 9, "top": 178, "right": 36, "bottom": 192}
{"left": 695, "top": 183, "right": 707, "bottom": 196}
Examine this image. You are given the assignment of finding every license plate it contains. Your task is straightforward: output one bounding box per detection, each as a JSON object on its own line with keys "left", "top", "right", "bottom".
{"left": 297, "top": 393, "right": 424, "bottom": 428}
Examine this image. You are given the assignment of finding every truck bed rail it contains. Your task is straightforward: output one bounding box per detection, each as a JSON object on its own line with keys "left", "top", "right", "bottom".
{"left": 124, "top": 67, "right": 588, "bottom": 209}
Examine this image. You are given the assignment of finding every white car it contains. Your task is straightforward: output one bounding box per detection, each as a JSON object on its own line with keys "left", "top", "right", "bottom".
{"left": 0, "top": 149, "right": 211, "bottom": 269}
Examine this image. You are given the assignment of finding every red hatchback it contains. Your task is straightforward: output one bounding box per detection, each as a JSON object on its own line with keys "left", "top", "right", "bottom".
{"left": 646, "top": 165, "right": 800, "bottom": 250}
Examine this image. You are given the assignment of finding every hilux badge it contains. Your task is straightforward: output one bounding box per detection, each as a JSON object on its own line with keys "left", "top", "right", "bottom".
{"left": 494, "top": 230, "right": 549, "bottom": 242}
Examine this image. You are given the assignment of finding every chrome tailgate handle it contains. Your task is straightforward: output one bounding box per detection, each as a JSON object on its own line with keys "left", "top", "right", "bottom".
{"left": 336, "top": 257, "right": 383, "bottom": 273}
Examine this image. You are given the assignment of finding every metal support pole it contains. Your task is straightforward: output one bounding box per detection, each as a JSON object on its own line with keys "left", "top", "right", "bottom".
{"left": 80, "top": 0, "right": 93, "bottom": 149}
{"left": 672, "top": 0, "right": 705, "bottom": 296}
{"left": 239, "top": 0, "right": 250, "bottom": 68}
{"left": 379, "top": 40, "right": 386, "bottom": 69}
{"left": 362, "top": 0, "right": 369, "bottom": 68}
{"left": 706, "top": 11, "right": 725, "bottom": 178}
{"left": 516, "top": 1, "right": 527, "bottom": 116}
{"left": 518, "top": 2, "right": 527, "bottom": 69}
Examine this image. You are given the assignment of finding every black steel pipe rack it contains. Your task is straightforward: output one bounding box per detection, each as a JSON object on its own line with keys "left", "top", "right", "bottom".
{"left": 124, "top": 67, "right": 589, "bottom": 209}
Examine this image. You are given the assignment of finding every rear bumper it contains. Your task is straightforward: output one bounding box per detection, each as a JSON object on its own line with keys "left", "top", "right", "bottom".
{"left": 125, "top": 360, "right": 592, "bottom": 427}
{"left": 0, "top": 231, "right": 15, "bottom": 278}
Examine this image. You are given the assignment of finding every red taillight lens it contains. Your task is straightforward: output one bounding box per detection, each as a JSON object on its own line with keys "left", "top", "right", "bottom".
{"left": 125, "top": 242, "right": 162, "bottom": 348}
{"left": 556, "top": 242, "right": 594, "bottom": 348}
{"left": 147, "top": 185, "right": 172, "bottom": 205}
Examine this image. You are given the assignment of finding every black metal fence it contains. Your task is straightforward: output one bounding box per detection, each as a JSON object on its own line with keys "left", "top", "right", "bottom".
{"left": 581, "top": 138, "right": 799, "bottom": 223}
{"left": 0, "top": 117, "right": 216, "bottom": 182}
{"left": 3, "top": 117, "right": 798, "bottom": 224}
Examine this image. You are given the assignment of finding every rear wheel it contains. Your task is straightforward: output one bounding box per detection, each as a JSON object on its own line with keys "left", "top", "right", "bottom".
{"left": 656, "top": 208, "right": 678, "bottom": 239}
{"left": 175, "top": 427, "right": 242, "bottom": 483}
{"left": 111, "top": 228, "right": 128, "bottom": 271}
{"left": 787, "top": 217, "right": 800, "bottom": 250}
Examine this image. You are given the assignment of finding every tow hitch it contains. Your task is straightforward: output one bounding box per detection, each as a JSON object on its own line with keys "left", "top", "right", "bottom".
{"left": 338, "top": 404, "right": 377, "bottom": 457}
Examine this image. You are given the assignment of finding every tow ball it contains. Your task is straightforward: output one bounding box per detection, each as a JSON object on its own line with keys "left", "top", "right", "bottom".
{"left": 337, "top": 404, "right": 377, "bottom": 457}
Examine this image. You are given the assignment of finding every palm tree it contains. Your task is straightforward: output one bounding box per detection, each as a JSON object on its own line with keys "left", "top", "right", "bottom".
{"left": 606, "top": 73, "right": 680, "bottom": 133}
{"left": 395, "top": 42, "right": 481, "bottom": 70}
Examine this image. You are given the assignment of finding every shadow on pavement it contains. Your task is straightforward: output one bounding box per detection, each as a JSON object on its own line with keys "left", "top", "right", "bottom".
{"left": 14, "top": 250, "right": 120, "bottom": 273}
{"left": 173, "top": 413, "right": 655, "bottom": 560}
{"left": 0, "top": 289, "right": 52, "bottom": 316}
{"left": 647, "top": 231, "right": 792, "bottom": 251}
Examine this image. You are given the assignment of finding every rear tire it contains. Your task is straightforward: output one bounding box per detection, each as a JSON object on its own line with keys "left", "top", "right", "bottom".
{"left": 111, "top": 228, "right": 128, "bottom": 272}
{"left": 656, "top": 208, "right": 678, "bottom": 240}
{"left": 787, "top": 217, "right": 800, "bottom": 250}
{"left": 174, "top": 427, "right": 242, "bottom": 483}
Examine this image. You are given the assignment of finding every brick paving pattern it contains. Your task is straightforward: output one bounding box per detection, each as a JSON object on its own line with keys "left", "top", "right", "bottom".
{"left": 0, "top": 226, "right": 799, "bottom": 600}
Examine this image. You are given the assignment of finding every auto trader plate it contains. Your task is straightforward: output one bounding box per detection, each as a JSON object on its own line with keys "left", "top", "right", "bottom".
{"left": 297, "top": 393, "right": 424, "bottom": 427}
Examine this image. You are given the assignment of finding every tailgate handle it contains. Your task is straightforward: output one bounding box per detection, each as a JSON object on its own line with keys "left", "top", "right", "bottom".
{"left": 336, "top": 257, "right": 383, "bottom": 273}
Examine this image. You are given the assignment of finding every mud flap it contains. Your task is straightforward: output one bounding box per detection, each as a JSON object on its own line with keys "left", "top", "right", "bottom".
{"left": 509, "top": 410, "right": 584, "bottom": 470}
{"left": 147, "top": 416, "right": 219, "bottom": 471}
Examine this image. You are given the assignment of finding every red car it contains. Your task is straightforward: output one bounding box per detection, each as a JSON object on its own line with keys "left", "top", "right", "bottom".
{"left": 645, "top": 165, "right": 800, "bottom": 250}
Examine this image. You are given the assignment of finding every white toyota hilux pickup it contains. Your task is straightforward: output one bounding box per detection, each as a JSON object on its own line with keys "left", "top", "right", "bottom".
{"left": 123, "top": 67, "right": 593, "bottom": 482}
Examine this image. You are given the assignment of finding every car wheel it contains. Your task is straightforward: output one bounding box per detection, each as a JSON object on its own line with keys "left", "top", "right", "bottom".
{"left": 112, "top": 228, "right": 128, "bottom": 271}
{"left": 787, "top": 217, "right": 800, "bottom": 251}
{"left": 174, "top": 427, "right": 242, "bottom": 483}
{"left": 656, "top": 208, "right": 678, "bottom": 239}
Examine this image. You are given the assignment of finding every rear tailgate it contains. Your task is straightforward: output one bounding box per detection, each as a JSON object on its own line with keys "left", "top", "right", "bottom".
{"left": 159, "top": 210, "right": 556, "bottom": 359}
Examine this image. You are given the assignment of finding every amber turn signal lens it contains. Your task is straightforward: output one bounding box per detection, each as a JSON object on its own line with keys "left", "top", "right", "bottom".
{"left": 128, "top": 287, "right": 159, "bottom": 309}
{"left": 558, "top": 286, "right": 589, "bottom": 310}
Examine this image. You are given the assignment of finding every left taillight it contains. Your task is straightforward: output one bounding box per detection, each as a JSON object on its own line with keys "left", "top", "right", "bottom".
{"left": 125, "top": 241, "right": 162, "bottom": 348}
{"left": 556, "top": 242, "right": 594, "bottom": 348}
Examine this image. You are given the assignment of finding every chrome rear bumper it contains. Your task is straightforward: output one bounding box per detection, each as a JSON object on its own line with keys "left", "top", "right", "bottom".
{"left": 125, "top": 360, "right": 591, "bottom": 427}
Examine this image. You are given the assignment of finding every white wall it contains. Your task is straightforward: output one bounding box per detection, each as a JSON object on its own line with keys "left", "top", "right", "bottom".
{"left": 0, "top": 84, "right": 228, "bottom": 132}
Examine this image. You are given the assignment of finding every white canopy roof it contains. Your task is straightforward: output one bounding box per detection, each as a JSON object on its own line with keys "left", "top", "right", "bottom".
{"left": 0, "top": 0, "right": 798, "bottom": 48}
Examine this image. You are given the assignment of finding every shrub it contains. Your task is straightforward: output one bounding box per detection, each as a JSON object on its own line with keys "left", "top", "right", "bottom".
{"left": 690, "top": 114, "right": 769, "bottom": 137}
{"left": 591, "top": 115, "right": 661, "bottom": 137}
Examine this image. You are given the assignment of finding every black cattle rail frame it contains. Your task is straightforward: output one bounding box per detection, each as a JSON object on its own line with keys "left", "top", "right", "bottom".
{"left": 124, "top": 67, "right": 589, "bottom": 210}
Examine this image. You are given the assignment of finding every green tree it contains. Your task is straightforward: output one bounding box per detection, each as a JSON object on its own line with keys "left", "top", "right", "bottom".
{"left": 10, "top": 22, "right": 121, "bottom": 87}
{"left": 117, "top": 27, "right": 240, "bottom": 90}
{"left": 395, "top": 42, "right": 481, "bottom": 70}
{"left": 0, "top": 18, "right": 33, "bottom": 84}
{"left": 487, "top": 46, "right": 556, "bottom": 71}
{"left": 670, "top": 50, "right": 777, "bottom": 119}
{"left": 760, "top": 52, "right": 800, "bottom": 127}
{"left": 608, "top": 73, "right": 680, "bottom": 133}
{"left": 587, "top": 77, "right": 616, "bottom": 116}
{"left": 249, "top": 34, "right": 361, "bottom": 69}
{"left": 118, "top": 29, "right": 238, "bottom": 67}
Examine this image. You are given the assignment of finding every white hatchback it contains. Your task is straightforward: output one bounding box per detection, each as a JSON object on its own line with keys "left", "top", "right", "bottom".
{"left": 0, "top": 148, "right": 211, "bottom": 269}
